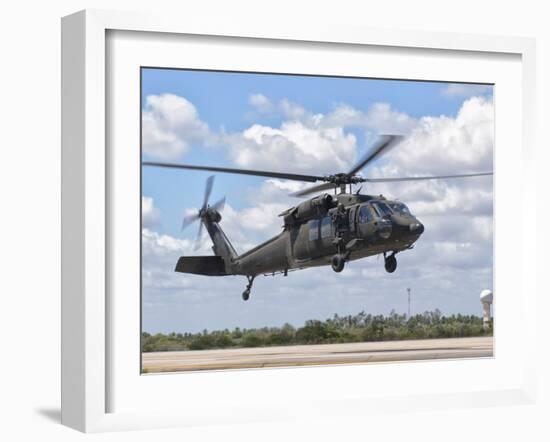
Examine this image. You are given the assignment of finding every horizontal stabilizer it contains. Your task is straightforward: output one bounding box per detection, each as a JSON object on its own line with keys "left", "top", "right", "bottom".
{"left": 175, "top": 256, "right": 227, "bottom": 276}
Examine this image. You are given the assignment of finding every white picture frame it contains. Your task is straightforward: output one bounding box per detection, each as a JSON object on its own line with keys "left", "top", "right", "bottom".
{"left": 61, "top": 9, "right": 537, "bottom": 433}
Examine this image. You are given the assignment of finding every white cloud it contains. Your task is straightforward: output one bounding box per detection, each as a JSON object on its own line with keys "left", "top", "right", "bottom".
{"left": 363, "top": 103, "right": 418, "bottom": 134}
{"left": 237, "top": 179, "right": 322, "bottom": 238}
{"left": 247, "top": 179, "right": 309, "bottom": 204}
{"left": 141, "top": 226, "right": 233, "bottom": 293}
{"left": 278, "top": 99, "right": 417, "bottom": 134}
{"left": 142, "top": 196, "right": 160, "bottom": 227}
{"left": 279, "top": 98, "right": 309, "bottom": 121}
{"left": 142, "top": 94, "right": 210, "bottom": 160}
{"left": 224, "top": 121, "right": 357, "bottom": 174}
{"left": 441, "top": 83, "right": 493, "bottom": 98}
{"left": 222, "top": 99, "right": 419, "bottom": 176}
{"left": 141, "top": 94, "right": 418, "bottom": 175}
{"left": 141, "top": 228, "right": 192, "bottom": 291}
{"left": 374, "top": 96, "right": 494, "bottom": 178}
{"left": 249, "top": 93, "right": 273, "bottom": 113}
{"left": 324, "top": 102, "right": 417, "bottom": 135}
{"left": 142, "top": 228, "right": 192, "bottom": 258}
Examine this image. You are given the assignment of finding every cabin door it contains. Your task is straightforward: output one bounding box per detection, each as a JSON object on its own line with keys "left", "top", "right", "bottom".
{"left": 305, "top": 218, "right": 323, "bottom": 259}
{"left": 319, "top": 215, "right": 335, "bottom": 253}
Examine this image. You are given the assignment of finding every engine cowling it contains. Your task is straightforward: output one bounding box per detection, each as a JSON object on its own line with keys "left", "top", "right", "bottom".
{"left": 283, "top": 193, "right": 334, "bottom": 225}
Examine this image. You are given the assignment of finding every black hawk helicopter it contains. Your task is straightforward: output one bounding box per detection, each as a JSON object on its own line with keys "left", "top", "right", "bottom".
{"left": 143, "top": 135, "right": 493, "bottom": 300}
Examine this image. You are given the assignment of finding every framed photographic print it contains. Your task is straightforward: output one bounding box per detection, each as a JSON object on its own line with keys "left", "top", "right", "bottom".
{"left": 139, "top": 68, "right": 495, "bottom": 374}
{"left": 61, "top": 9, "right": 537, "bottom": 433}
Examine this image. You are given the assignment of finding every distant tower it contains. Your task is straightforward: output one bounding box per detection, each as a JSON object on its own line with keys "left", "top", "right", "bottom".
{"left": 407, "top": 288, "right": 411, "bottom": 318}
{"left": 480, "top": 289, "right": 493, "bottom": 330}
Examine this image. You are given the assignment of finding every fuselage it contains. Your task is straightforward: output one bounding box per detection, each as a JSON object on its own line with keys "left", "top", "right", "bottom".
{"left": 228, "top": 193, "right": 424, "bottom": 276}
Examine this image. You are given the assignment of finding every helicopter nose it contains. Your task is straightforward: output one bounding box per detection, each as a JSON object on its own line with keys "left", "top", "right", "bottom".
{"left": 409, "top": 221, "right": 424, "bottom": 234}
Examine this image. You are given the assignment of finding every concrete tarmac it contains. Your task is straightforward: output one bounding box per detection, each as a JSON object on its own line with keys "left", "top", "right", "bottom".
{"left": 142, "top": 336, "right": 493, "bottom": 373}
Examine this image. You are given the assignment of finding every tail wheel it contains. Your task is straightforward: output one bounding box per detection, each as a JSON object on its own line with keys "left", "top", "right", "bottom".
{"left": 331, "top": 254, "right": 345, "bottom": 273}
{"left": 242, "top": 275, "right": 255, "bottom": 301}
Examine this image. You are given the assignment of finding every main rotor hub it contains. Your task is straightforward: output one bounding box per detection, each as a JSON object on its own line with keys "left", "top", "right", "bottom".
{"left": 324, "top": 173, "right": 366, "bottom": 185}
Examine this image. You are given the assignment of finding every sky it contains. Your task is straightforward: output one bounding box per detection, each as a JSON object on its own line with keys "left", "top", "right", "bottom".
{"left": 141, "top": 68, "right": 494, "bottom": 334}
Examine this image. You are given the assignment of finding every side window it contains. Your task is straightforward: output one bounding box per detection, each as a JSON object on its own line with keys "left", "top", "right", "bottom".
{"left": 320, "top": 216, "right": 332, "bottom": 239}
{"left": 308, "top": 219, "right": 319, "bottom": 241}
{"left": 358, "top": 205, "right": 373, "bottom": 224}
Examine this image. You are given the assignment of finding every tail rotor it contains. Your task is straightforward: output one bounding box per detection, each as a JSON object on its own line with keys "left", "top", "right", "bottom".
{"left": 180, "top": 175, "right": 225, "bottom": 251}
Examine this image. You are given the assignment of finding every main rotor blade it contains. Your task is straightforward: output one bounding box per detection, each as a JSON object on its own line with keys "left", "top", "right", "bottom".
{"left": 203, "top": 175, "right": 214, "bottom": 209}
{"left": 291, "top": 182, "right": 335, "bottom": 197}
{"left": 142, "top": 161, "right": 324, "bottom": 183}
{"left": 347, "top": 135, "right": 403, "bottom": 176}
{"left": 364, "top": 172, "right": 493, "bottom": 183}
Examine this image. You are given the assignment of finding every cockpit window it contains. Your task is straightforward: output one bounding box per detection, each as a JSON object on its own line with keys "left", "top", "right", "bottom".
{"left": 358, "top": 205, "right": 373, "bottom": 224}
{"left": 371, "top": 201, "right": 393, "bottom": 218}
{"left": 388, "top": 202, "right": 411, "bottom": 215}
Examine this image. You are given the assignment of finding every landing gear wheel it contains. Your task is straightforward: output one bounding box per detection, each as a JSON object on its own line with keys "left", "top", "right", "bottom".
{"left": 384, "top": 254, "right": 397, "bottom": 273}
{"left": 242, "top": 289, "right": 250, "bottom": 301}
{"left": 331, "top": 254, "right": 346, "bottom": 273}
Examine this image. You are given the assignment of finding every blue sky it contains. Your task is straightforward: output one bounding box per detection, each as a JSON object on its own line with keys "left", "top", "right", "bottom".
{"left": 141, "top": 69, "right": 471, "bottom": 127}
{"left": 141, "top": 67, "right": 494, "bottom": 334}
{"left": 142, "top": 68, "right": 492, "bottom": 239}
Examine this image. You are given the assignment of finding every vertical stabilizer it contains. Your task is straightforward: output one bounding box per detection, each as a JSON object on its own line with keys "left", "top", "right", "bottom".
{"left": 203, "top": 215, "right": 237, "bottom": 261}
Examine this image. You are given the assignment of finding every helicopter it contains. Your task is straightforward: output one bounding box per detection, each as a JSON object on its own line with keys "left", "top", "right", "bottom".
{"left": 143, "top": 135, "right": 493, "bottom": 301}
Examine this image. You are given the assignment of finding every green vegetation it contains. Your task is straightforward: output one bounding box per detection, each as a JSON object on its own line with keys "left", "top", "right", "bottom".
{"left": 141, "top": 309, "right": 492, "bottom": 352}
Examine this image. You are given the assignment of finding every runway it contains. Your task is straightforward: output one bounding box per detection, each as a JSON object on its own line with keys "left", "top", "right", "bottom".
{"left": 142, "top": 336, "right": 493, "bottom": 373}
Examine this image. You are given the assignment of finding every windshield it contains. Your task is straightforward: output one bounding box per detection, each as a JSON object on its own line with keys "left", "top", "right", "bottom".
{"left": 388, "top": 202, "right": 411, "bottom": 216}
{"left": 371, "top": 201, "right": 393, "bottom": 218}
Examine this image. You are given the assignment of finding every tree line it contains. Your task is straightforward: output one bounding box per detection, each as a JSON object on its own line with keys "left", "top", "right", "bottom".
{"left": 141, "top": 309, "right": 492, "bottom": 352}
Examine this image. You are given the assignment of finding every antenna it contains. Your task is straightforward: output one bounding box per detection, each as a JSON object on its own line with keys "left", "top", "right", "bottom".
{"left": 407, "top": 287, "right": 411, "bottom": 318}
